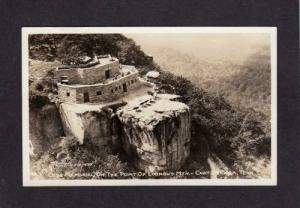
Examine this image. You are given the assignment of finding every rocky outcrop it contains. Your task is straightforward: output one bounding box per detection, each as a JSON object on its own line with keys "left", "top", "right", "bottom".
{"left": 59, "top": 103, "right": 121, "bottom": 149}
{"left": 81, "top": 110, "right": 121, "bottom": 148}
{"left": 117, "top": 94, "right": 191, "bottom": 172}
{"left": 58, "top": 94, "right": 191, "bottom": 172}
{"left": 29, "top": 104, "right": 64, "bottom": 156}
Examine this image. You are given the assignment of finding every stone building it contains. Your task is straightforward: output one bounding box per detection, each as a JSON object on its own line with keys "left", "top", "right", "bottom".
{"left": 56, "top": 55, "right": 141, "bottom": 104}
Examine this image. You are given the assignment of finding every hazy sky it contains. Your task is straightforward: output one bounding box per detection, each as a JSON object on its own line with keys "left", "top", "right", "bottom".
{"left": 125, "top": 33, "right": 270, "bottom": 63}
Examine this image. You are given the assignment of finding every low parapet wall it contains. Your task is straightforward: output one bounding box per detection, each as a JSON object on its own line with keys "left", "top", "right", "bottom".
{"left": 55, "top": 60, "right": 120, "bottom": 85}
{"left": 57, "top": 59, "right": 99, "bottom": 70}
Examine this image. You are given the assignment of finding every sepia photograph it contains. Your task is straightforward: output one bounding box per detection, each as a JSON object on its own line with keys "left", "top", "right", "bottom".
{"left": 22, "top": 27, "right": 277, "bottom": 186}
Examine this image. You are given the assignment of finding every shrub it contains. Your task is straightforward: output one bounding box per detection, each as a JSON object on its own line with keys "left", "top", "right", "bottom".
{"left": 29, "top": 94, "right": 49, "bottom": 109}
{"left": 31, "top": 137, "right": 129, "bottom": 180}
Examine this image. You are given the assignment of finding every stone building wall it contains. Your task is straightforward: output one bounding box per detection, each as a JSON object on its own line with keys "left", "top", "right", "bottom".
{"left": 57, "top": 84, "right": 78, "bottom": 103}
{"left": 57, "top": 72, "right": 141, "bottom": 104}
{"left": 56, "top": 60, "right": 120, "bottom": 85}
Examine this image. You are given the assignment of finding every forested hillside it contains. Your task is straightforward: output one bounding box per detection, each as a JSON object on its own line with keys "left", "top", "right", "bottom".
{"left": 220, "top": 46, "right": 271, "bottom": 115}
{"left": 28, "top": 34, "right": 271, "bottom": 179}
{"left": 29, "top": 34, "right": 152, "bottom": 66}
{"left": 148, "top": 46, "right": 271, "bottom": 117}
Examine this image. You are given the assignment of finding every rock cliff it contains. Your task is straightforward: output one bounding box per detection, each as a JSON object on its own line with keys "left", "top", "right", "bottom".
{"left": 59, "top": 103, "right": 121, "bottom": 149}
{"left": 29, "top": 104, "right": 64, "bottom": 156}
{"left": 117, "top": 94, "right": 191, "bottom": 172}
{"left": 57, "top": 93, "right": 191, "bottom": 172}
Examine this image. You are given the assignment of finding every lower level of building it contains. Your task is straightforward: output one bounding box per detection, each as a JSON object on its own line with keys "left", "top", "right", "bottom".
{"left": 57, "top": 72, "right": 141, "bottom": 104}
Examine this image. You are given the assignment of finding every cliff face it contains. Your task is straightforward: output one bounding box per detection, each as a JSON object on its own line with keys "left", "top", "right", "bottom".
{"left": 117, "top": 94, "right": 191, "bottom": 172}
{"left": 82, "top": 110, "right": 121, "bottom": 148}
{"left": 59, "top": 103, "right": 121, "bottom": 149}
{"left": 29, "top": 104, "right": 64, "bottom": 156}
{"left": 57, "top": 94, "right": 191, "bottom": 172}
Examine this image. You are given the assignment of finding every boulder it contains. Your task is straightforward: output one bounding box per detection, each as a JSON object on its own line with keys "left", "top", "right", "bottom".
{"left": 117, "top": 94, "right": 191, "bottom": 172}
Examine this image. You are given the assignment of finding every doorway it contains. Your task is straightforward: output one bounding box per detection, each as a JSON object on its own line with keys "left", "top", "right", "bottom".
{"left": 105, "top": 70, "right": 111, "bottom": 79}
{"left": 83, "top": 92, "right": 89, "bottom": 103}
{"left": 123, "top": 83, "right": 127, "bottom": 92}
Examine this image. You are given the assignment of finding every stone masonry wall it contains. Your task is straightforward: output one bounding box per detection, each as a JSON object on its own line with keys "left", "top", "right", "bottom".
{"left": 57, "top": 72, "right": 141, "bottom": 104}
{"left": 56, "top": 61, "right": 119, "bottom": 85}
{"left": 57, "top": 85, "right": 78, "bottom": 103}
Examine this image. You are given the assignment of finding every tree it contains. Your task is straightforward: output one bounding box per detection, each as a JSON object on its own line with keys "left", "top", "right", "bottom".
{"left": 56, "top": 34, "right": 121, "bottom": 65}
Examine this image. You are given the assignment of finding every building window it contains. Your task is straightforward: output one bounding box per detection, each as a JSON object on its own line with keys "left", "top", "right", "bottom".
{"left": 131, "top": 80, "right": 134, "bottom": 84}
{"left": 111, "top": 89, "right": 114, "bottom": 93}
{"left": 61, "top": 76, "right": 68, "bottom": 84}
{"left": 115, "top": 87, "right": 118, "bottom": 91}
{"left": 97, "top": 91, "right": 102, "bottom": 95}
{"left": 66, "top": 92, "right": 70, "bottom": 96}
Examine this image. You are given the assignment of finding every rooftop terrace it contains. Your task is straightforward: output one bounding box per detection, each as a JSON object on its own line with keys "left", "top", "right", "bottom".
{"left": 56, "top": 55, "right": 117, "bottom": 71}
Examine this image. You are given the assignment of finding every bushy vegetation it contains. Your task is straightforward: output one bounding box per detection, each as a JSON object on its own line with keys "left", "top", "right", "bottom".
{"left": 155, "top": 70, "right": 271, "bottom": 178}
{"left": 29, "top": 34, "right": 151, "bottom": 66}
{"left": 28, "top": 60, "right": 60, "bottom": 109}
{"left": 31, "top": 137, "right": 128, "bottom": 180}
